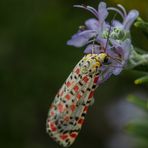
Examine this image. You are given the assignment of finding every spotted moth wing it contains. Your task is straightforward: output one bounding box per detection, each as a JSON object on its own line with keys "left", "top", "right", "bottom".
{"left": 46, "top": 54, "right": 99, "bottom": 147}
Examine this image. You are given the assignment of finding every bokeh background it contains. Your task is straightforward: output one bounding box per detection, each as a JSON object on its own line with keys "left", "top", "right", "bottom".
{"left": 1, "top": 0, "right": 148, "bottom": 148}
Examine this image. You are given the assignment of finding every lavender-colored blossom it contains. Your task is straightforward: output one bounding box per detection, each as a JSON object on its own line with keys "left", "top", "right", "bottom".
{"left": 67, "top": 2, "right": 139, "bottom": 84}
{"left": 108, "top": 5, "right": 139, "bottom": 30}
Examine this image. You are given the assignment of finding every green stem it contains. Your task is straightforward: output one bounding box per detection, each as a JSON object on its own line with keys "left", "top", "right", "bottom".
{"left": 127, "top": 49, "right": 148, "bottom": 69}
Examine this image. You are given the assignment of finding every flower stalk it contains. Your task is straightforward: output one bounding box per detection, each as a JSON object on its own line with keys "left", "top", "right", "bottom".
{"left": 128, "top": 49, "right": 148, "bottom": 68}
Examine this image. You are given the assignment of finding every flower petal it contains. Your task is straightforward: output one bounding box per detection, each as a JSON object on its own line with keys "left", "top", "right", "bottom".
{"left": 85, "top": 18, "right": 99, "bottom": 30}
{"left": 98, "top": 2, "right": 108, "bottom": 22}
{"left": 84, "top": 44, "right": 100, "bottom": 54}
{"left": 96, "top": 36, "right": 107, "bottom": 48}
{"left": 123, "top": 10, "right": 139, "bottom": 30}
{"left": 97, "top": 67, "right": 113, "bottom": 84}
{"left": 112, "top": 20, "right": 123, "bottom": 28}
{"left": 112, "top": 65, "right": 123, "bottom": 75}
{"left": 110, "top": 39, "right": 131, "bottom": 59}
{"left": 121, "top": 39, "right": 131, "bottom": 59}
{"left": 109, "top": 39, "right": 131, "bottom": 75}
{"left": 67, "top": 30, "right": 97, "bottom": 47}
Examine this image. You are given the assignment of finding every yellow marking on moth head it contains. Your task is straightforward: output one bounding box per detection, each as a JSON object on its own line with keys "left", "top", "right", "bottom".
{"left": 98, "top": 53, "right": 108, "bottom": 63}
{"left": 93, "top": 61, "right": 100, "bottom": 69}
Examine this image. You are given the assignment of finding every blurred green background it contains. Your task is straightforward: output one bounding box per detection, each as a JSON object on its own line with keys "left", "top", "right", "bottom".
{"left": 0, "top": 0, "right": 148, "bottom": 148}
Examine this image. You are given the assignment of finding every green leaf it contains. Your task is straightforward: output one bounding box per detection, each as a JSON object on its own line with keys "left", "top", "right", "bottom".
{"left": 127, "top": 95, "right": 148, "bottom": 111}
{"left": 134, "top": 75, "right": 148, "bottom": 84}
{"left": 128, "top": 48, "right": 148, "bottom": 72}
{"left": 125, "top": 122, "right": 148, "bottom": 139}
{"left": 134, "top": 47, "right": 148, "bottom": 54}
{"left": 135, "top": 17, "right": 148, "bottom": 35}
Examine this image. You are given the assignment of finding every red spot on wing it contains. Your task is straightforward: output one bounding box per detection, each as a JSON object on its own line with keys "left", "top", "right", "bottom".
{"left": 78, "top": 118, "right": 84, "bottom": 125}
{"left": 57, "top": 103, "right": 64, "bottom": 113}
{"left": 77, "top": 93, "right": 82, "bottom": 100}
{"left": 73, "top": 85, "right": 79, "bottom": 92}
{"left": 88, "top": 91, "right": 94, "bottom": 99}
{"left": 66, "top": 81, "right": 71, "bottom": 87}
{"left": 75, "top": 68, "right": 80, "bottom": 75}
{"left": 94, "top": 76, "right": 99, "bottom": 83}
{"left": 84, "top": 106, "right": 88, "bottom": 112}
{"left": 65, "top": 94, "right": 71, "bottom": 100}
{"left": 50, "top": 122, "right": 57, "bottom": 132}
{"left": 64, "top": 116, "right": 70, "bottom": 122}
{"left": 60, "top": 134, "right": 68, "bottom": 140}
{"left": 70, "top": 132, "right": 78, "bottom": 139}
{"left": 50, "top": 111, "right": 55, "bottom": 116}
{"left": 70, "top": 104, "right": 76, "bottom": 112}
{"left": 83, "top": 76, "right": 89, "bottom": 83}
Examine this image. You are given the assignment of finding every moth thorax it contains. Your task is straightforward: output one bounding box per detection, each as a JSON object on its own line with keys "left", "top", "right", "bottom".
{"left": 81, "top": 54, "right": 101, "bottom": 74}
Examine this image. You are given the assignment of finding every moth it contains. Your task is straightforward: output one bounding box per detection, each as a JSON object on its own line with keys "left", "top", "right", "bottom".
{"left": 46, "top": 53, "right": 111, "bottom": 147}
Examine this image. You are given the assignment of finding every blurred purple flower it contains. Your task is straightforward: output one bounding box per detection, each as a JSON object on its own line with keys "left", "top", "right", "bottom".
{"left": 108, "top": 4, "right": 139, "bottom": 30}
{"left": 67, "top": 2, "right": 139, "bottom": 83}
{"left": 67, "top": 2, "right": 109, "bottom": 48}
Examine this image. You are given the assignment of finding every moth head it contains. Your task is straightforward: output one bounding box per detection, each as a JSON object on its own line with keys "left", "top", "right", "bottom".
{"left": 98, "top": 53, "right": 110, "bottom": 65}
{"left": 81, "top": 54, "right": 101, "bottom": 74}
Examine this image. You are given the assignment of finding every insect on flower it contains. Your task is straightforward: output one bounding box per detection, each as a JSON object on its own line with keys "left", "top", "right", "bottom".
{"left": 46, "top": 53, "right": 110, "bottom": 147}
{"left": 46, "top": 2, "right": 139, "bottom": 147}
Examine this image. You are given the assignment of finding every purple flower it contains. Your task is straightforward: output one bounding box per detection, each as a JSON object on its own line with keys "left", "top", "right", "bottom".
{"left": 108, "top": 4, "right": 139, "bottom": 30}
{"left": 67, "top": 2, "right": 139, "bottom": 84}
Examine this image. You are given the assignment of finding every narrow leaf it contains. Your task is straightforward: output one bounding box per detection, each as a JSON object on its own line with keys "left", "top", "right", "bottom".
{"left": 127, "top": 95, "right": 148, "bottom": 111}
{"left": 134, "top": 75, "right": 148, "bottom": 84}
{"left": 125, "top": 122, "right": 148, "bottom": 139}
{"left": 135, "top": 17, "right": 148, "bottom": 36}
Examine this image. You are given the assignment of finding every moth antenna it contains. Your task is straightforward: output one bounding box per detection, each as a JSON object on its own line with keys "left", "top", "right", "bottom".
{"left": 105, "top": 25, "right": 111, "bottom": 51}
{"left": 105, "top": 12, "right": 117, "bottom": 51}
{"left": 108, "top": 54, "right": 122, "bottom": 64}
{"left": 104, "top": 64, "right": 125, "bottom": 69}
{"left": 104, "top": 12, "right": 124, "bottom": 66}
{"left": 110, "top": 65, "right": 124, "bottom": 68}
